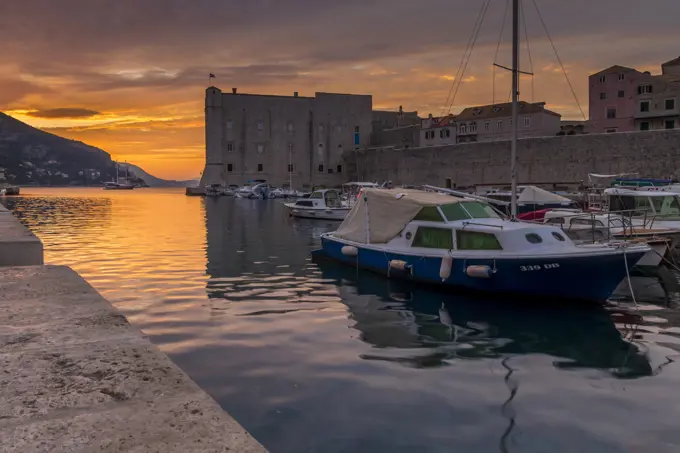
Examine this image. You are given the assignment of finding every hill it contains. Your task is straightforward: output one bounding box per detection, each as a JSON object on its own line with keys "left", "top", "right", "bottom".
{"left": 0, "top": 112, "right": 191, "bottom": 187}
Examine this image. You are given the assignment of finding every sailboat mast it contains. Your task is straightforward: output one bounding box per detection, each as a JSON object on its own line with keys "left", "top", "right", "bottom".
{"left": 288, "top": 148, "right": 293, "bottom": 191}
{"left": 510, "top": 0, "right": 519, "bottom": 218}
{"left": 115, "top": 161, "right": 119, "bottom": 182}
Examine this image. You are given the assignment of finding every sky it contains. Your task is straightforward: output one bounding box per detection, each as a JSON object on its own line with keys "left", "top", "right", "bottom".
{"left": 1, "top": 0, "right": 679, "bottom": 180}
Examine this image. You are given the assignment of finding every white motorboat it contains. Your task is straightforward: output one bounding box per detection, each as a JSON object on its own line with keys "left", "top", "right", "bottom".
{"left": 542, "top": 209, "right": 674, "bottom": 268}
{"left": 285, "top": 189, "right": 350, "bottom": 220}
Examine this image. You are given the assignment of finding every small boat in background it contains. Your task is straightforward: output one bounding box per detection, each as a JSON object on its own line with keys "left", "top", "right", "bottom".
{"left": 285, "top": 189, "right": 350, "bottom": 220}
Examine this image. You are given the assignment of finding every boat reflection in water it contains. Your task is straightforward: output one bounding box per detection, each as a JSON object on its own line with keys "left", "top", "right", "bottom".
{"left": 313, "top": 256, "right": 654, "bottom": 378}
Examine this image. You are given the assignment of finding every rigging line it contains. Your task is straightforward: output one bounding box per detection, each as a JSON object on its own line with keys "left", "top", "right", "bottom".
{"left": 492, "top": 0, "right": 511, "bottom": 105}
{"left": 440, "top": 1, "right": 488, "bottom": 117}
{"left": 447, "top": 0, "right": 492, "bottom": 115}
{"left": 520, "top": 0, "right": 535, "bottom": 103}
{"left": 530, "top": 0, "right": 586, "bottom": 120}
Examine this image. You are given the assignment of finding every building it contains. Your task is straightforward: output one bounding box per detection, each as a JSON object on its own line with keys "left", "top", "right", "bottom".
{"left": 419, "top": 114, "right": 457, "bottom": 146}
{"left": 588, "top": 57, "right": 680, "bottom": 133}
{"left": 370, "top": 107, "right": 420, "bottom": 148}
{"left": 200, "top": 87, "right": 372, "bottom": 188}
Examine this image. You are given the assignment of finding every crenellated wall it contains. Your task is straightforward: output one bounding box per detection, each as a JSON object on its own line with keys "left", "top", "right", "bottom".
{"left": 345, "top": 129, "right": 680, "bottom": 187}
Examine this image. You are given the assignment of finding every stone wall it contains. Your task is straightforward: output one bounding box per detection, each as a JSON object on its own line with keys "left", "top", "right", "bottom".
{"left": 344, "top": 129, "right": 680, "bottom": 187}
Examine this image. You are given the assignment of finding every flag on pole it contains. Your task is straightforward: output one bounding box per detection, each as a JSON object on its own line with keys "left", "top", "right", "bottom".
{"left": 209, "top": 73, "right": 216, "bottom": 78}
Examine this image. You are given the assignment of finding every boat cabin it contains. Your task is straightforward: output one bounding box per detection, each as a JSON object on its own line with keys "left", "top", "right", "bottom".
{"left": 333, "top": 189, "right": 573, "bottom": 254}
{"left": 604, "top": 188, "right": 680, "bottom": 219}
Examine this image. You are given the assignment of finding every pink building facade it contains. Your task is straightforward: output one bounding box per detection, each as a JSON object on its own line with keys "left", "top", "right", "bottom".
{"left": 588, "top": 65, "right": 647, "bottom": 134}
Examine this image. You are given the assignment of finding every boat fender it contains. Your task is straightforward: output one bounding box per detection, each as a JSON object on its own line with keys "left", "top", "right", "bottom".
{"left": 439, "top": 256, "right": 453, "bottom": 281}
{"left": 341, "top": 246, "right": 359, "bottom": 257}
{"left": 388, "top": 260, "right": 412, "bottom": 277}
{"left": 466, "top": 265, "right": 493, "bottom": 278}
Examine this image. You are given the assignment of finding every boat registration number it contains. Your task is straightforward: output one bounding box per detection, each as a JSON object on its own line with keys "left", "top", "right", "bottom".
{"left": 520, "top": 263, "right": 560, "bottom": 271}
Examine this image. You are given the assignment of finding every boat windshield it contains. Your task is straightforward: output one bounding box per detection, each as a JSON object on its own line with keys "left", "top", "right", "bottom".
{"left": 650, "top": 195, "right": 680, "bottom": 217}
{"left": 440, "top": 202, "right": 501, "bottom": 221}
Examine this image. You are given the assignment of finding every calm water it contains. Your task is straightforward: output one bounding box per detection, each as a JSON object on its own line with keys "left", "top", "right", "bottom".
{"left": 4, "top": 188, "right": 680, "bottom": 452}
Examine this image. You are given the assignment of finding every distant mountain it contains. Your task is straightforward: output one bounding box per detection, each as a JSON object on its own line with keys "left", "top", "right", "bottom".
{"left": 121, "top": 163, "right": 198, "bottom": 188}
{"left": 0, "top": 111, "right": 191, "bottom": 187}
{"left": 0, "top": 111, "right": 115, "bottom": 185}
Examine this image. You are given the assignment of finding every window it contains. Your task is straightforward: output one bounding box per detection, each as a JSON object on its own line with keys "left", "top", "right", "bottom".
{"left": 666, "top": 99, "right": 675, "bottom": 110}
{"left": 257, "top": 144, "right": 264, "bottom": 153}
{"left": 618, "top": 90, "right": 625, "bottom": 98}
{"left": 257, "top": 163, "right": 263, "bottom": 172}
{"left": 606, "top": 108, "right": 617, "bottom": 119}
{"left": 413, "top": 207, "right": 445, "bottom": 222}
{"left": 484, "top": 122, "right": 490, "bottom": 131}
{"left": 227, "top": 142, "right": 234, "bottom": 152}
{"left": 287, "top": 122, "right": 295, "bottom": 132}
{"left": 412, "top": 227, "right": 453, "bottom": 249}
{"left": 546, "top": 217, "right": 565, "bottom": 224}
{"left": 354, "top": 126, "right": 360, "bottom": 133}
{"left": 226, "top": 120, "right": 234, "bottom": 130}
{"left": 552, "top": 232, "right": 566, "bottom": 241}
{"left": 599, "top": 92, "right": 607, "bottom": 100}
{"left": 523, "top": 117, "right": 530, "bottom": 127}
{"left": 456, "top": 230, "right": 502, "bottom": 250}
{"left": 666, "top": 120, "right": 675, "bottom": 129}
{"left": 288, "top": 143, "right": 294, "bottom": 154}
{"left": 605, "top": 128, "right": 617, "bottom": 133}
{"left": 318, "top": 164, "right": 324, "bottom": 173}
{"left": 599, "top": 75, "right": 606, "bottom": 83}
{"left": 470, "top": 122, "right": 477, "bottom": 133}
{"left": 310, "top": 192, "right": 323, "bottom": 199}
{"left": 227, "top": 163, "right": 233, "bottom": 172}
{"left": 497, "top": 120, "right": 503, "bottom": 131}
{"left": 439, "top": 202, "right": 499, "bottom": 221}
{"left": 446, "top": 128, "right": 451, "bottom": 137}
{"left": 257, "top": 121, "right": 264, "bottom": 131}
{"left": 460, "top": 124, "right": 467, "bottom": 134}
{"left": 640, "top": 122, "right": 650, "bottom": 131}
{"left": 440, "top": 129, "right": 445, "bottom": 139}
{"left": 337, "top": 165, "right": 342, "bottom": 173}
{"left": 327, "top": 168, "right": 334, "bottom": 174}
{"left": 571, "top": 218, "right": 605, "bottom": 227}
{"left": 525, "top": 233, "right": 543, "bottom": 244}
{"left": 638, "top": 85, "right": 653, "bottom": 94}
{"left": 287, "top": 164, "right": 294, "bottom": 172}
{"left": 618, "top": 74, "right": 625, "bottom": 81}
{"left": 640, "top": 101, "right": 650, "bottom": 112}
{"left": 651, "top": 196, "right": 680, "bottom": 217}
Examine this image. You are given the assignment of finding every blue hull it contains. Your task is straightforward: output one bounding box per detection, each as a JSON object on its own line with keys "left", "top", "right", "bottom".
{"left": 318, "top": 237, "right": 645, "bottom": 302}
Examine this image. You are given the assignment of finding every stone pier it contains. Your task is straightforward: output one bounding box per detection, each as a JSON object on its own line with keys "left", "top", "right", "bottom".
{"left": 0, "top": 204, "right": 267, "bottom": 452}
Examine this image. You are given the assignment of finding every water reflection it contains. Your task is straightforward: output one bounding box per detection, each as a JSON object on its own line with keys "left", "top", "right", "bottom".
{"left": 314, "top": 258, "right": 654, "bottom": 378}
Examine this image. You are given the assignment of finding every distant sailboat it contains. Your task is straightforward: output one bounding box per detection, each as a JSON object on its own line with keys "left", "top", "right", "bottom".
{"left": 103, "top": 161, "right": 135, "bottom": 190}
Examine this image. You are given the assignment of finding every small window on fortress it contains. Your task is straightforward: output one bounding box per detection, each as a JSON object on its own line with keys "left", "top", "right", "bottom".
{"left": 226, "top": 120, "right": 234, "bottom": 130}
{"left": 257, "top": 121, "right": 264, "bottom": 131}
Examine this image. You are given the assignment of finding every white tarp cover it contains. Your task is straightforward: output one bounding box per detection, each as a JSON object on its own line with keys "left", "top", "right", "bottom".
{"left": 518, "top": 186, "right": 571, "bottom": 204}
{"left": 334, "top": 189, "right": 461, "bottom": 244}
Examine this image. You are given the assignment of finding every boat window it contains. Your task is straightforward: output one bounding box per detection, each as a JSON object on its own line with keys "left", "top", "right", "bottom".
{"left": 459, "top": 202, "right": 500, "bottom": 219}
{"left": 412, "top": 227, "right": 453, "bottom": 249}
{"left": 413, "top": 207, "right": 445, "bottom": 222}
{"left": 310, "top": 192, "right": 323, "bottom": 199}
{"left": 571, "top": 218, "right": 605, "bottom": 227}
{"left": 545, "top": 217, "right": 564, "bottom": 225}
{"left": 651, "top": 196, "right": 680, "bottom": 217}
{"left": 552, "top": 232, "right": 566, "bottom": 241}
{"left": 439, "top": 203, "right": 470, "bottom": 221}
{"left": 610, "top": 195, "right": 652, "bottom": 216}
{"left": 456, "top": 230, "right": 503, "bottom": 250}
{"left": 295, "top": 200, "right": 314, "bottom": 207}
{"left": 525, "top": 233, "right": 543, "bottom": 244}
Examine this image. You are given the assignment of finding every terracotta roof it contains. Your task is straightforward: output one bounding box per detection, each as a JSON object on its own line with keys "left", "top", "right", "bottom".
{"left": 591, "top": 65, "right": 638, "bottom": 77}
{"left": 662, "top": 56, "right": 680, "bottom": 67}
{"left": 455, "top": 101, "right": 560, "bottom": 121}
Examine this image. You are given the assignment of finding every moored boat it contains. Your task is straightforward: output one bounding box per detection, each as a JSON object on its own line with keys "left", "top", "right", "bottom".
{"left": 315, "top": 189, "right": 648, "bottom": 302}
{"left": 285, "top": 189, "right": 350, "bottom": 220}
